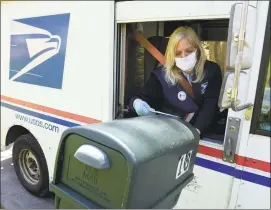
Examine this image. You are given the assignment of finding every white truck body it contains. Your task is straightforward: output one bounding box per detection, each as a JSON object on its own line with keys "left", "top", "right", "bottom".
{"left": 1, "top": 1, "right": 270, "bottom": 209}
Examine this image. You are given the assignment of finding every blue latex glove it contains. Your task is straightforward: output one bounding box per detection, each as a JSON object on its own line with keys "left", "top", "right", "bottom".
{"left": 133, "top": 98, "right": 155, "bottom": 116}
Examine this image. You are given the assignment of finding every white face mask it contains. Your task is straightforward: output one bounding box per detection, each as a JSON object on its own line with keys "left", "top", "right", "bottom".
{"left": 175, "top": 50, "right": 197, "bottom": 73}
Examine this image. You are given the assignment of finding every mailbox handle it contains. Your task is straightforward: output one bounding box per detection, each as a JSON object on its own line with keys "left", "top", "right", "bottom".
{"left": 74, "top": 144, "right": 110, "bottom": 169}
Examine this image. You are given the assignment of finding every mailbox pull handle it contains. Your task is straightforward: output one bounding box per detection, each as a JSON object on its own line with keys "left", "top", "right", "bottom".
{"left": 74, "top": 144, "right": 110, "bottom": 169}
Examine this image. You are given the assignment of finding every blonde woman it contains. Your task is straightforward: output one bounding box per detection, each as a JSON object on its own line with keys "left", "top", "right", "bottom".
{"left": 130, "top": 26, "right": 223, "bottom": 136}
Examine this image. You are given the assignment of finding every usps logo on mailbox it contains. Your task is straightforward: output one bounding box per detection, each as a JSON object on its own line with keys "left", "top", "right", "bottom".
{"left": 176, "top": 150, "right": 193, "bottom": 179}
{"left": 9, "top": 13, "right": 70, "bottom": 89}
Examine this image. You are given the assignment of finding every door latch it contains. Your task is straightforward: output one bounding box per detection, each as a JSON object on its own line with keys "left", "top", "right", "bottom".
{"left": 223, "top": 117, "right": 241, "bottom": 163}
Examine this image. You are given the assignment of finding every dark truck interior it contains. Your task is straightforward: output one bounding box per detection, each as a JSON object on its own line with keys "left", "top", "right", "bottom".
{"left": 121, "top": 19, "right": 230, "bottom": 143}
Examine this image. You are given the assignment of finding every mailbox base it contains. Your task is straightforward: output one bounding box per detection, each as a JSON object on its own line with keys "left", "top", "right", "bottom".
{"left": 50, "top": 183, "right": 101, "bottom": 209}
{"left": 50, "top": 173, "right": 194, "bottom": 209}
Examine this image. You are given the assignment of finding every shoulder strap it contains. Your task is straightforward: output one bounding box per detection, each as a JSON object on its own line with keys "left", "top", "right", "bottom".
{"left": 134, "top": 32, "right": 195, "bottom": 99}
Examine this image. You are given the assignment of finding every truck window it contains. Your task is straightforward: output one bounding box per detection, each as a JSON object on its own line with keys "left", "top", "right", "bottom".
{"left": 117, "top": 19, "right": 229, "bottom": 143}
{"left": 251, "top": 9, "right": 270, "bottom": 136}
{"left": 251, "top": 53, "right": 270, "bottom": 135}
{"left": 258, "top": 59, "right": 271, "bottom": 132}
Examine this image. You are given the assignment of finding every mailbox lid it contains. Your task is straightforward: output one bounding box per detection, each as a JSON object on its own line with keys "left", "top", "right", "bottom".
{"left": 60, "top": 134, "right": 130, "bottom": 209}
{"left": 61, "top": 116, "right": 199, "bottom": 166}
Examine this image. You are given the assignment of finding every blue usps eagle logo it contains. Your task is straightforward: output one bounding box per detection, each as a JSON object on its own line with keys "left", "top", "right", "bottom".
{"left": 201, "top": 82, "right": 208, "bottom": 94}
{"left": 9, "top": 13, "right": 70, "bottom": 89}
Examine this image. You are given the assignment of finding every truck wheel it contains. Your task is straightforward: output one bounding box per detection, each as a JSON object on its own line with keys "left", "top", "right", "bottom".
{"left": 12, "top": 133, "right": 50, "bottom": 197}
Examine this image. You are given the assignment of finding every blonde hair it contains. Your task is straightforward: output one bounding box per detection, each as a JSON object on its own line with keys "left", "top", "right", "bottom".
{"left": 164, "top": 26, "right": 207, "bottom": 85}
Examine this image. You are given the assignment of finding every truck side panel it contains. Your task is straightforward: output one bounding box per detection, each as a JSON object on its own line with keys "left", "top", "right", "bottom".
{"left": 1, "top": 1, "right": 115, "bottom": 180}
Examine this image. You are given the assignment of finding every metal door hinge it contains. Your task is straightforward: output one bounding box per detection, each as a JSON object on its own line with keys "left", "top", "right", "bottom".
{"left": 245, "top": 106, "right": 253, "bottom": 120}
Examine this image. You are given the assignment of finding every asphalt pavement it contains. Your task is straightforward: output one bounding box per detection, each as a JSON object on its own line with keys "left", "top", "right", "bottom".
{"left": 1, "top": 146, "right": 54, "bottom": 209}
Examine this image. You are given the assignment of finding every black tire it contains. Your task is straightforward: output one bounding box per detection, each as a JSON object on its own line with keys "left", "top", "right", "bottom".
{"left": 12, "top": 133, "right": 50, "bottom": 197}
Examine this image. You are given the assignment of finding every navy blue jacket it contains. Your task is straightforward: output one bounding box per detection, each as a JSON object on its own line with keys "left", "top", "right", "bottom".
{"left": 129, "top": 60, "right": 223, "bottom": 135}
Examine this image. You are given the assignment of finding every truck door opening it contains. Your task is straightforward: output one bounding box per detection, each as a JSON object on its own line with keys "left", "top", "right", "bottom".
{"left": 115, "top": 19, "right": 229, "bottom": 144}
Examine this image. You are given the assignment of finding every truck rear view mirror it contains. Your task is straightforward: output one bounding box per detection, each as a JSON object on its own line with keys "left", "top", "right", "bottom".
{"left": 226, "top": 3, "right": 257, "bottom": 70}
{"left": 218, "top": 71, "right": 250, "bottom": 109}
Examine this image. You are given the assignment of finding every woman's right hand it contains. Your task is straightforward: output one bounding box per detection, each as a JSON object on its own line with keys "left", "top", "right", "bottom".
{"left": 133, "top": 98, "right": 155, "bottom": 116}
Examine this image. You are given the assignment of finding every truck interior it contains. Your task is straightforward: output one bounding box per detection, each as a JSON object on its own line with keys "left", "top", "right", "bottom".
{"left": 115, "top": 19, "right": 230, "bottom": 144}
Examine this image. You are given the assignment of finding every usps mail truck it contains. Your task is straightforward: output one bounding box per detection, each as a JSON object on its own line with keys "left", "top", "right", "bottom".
{"left": 1, "top": 0, "right": 270, "bottom": 209}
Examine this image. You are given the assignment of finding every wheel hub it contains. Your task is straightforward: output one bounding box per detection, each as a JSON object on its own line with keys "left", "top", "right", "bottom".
{"left": 19, "top": 149, "right": 40, "bottom": 185}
